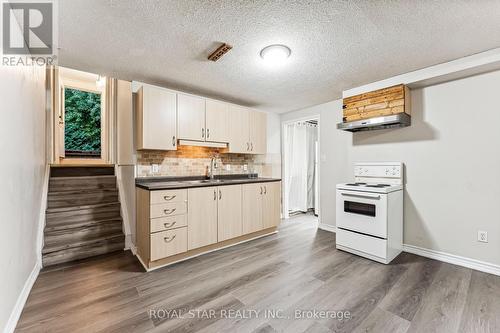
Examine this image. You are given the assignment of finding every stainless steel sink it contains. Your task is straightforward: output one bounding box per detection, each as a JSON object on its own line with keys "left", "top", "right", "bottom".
{"left": 185, "top": 179, "right": 225, "bottom": 184}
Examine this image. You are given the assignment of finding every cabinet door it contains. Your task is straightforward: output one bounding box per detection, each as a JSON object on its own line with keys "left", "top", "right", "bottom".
{"left": 178, "top": 94, "right": 206, "bottom": 141}
{"left": 262, "top": 182, "right": 281, "bottom": 229}
{"left": 136, "top": 86, "right": 177, "bottom": 150}
{"left": 206, "top": 99, "right": 229, "bottom": 143}
{"left": 242, "top": 183, "right": 263, "bottom": 234}
{"left": 228, "top": 105, "right": 250, "bottom": 153}
{"left": 249, "top": 110, "right": 267, "bottom": 154}
{"left": 187, "top": 187, "right": 218, "bottom": 250}
{"left": 217, "top": 185, "right": 242, "bottom": 241}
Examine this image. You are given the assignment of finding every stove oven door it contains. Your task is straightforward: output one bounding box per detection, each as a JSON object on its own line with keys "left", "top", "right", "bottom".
{"left": 336, "top": 189, "right": 387, "bottom": 239}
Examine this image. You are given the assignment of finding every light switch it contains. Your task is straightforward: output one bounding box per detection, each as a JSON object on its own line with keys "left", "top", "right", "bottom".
{"left": 151, "top": 164, "right": 159, "bottom": 173}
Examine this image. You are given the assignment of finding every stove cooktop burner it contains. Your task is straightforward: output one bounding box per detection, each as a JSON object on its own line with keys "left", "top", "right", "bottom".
{"left": 344, "top": 183, "right": 391, "bottom": 188}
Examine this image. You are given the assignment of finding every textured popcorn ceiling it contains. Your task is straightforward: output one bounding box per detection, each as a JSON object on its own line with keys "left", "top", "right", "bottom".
{"left": 59, "top": 0, "right": 500, "bottom": 113}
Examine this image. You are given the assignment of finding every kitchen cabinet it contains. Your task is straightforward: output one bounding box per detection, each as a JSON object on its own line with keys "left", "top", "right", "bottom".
{"left": 177, "top": 93, "right": 206, "bottom": 141}
{"left": 242, "top": 181, "right": 280, "bottom": 234}
{"left": 217, "top": 185, "right": 242, "bottom": 241}
{"left": 228, "top": 104, "right": 249, "bottom": 153}
{"left": 187, "top": 186, "right": 218, "bottom": 250}
{"left": 206, "top": 99, "right": 229, "bottom": 143}
{"left": 262, "top": 182, "right": 281, "bottom": 228}
{"left": 242, "top": 183, "right": 263, "bottom": 233}
{"left": 249, "top": 110, "right": 267, "bottom": 154}
{"left": 135, "top": 85, "right": 177, "bottom": 150}
{"left": 136, "top": 181, "right": 280, "bottom": 270}
{"left": 228, "top": 106, "right": 267, "bottom": 154}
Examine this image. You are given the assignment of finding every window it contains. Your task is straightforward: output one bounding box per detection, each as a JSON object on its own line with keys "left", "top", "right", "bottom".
{"left": 64, "top": 88, "right": 102, "bottom": 158}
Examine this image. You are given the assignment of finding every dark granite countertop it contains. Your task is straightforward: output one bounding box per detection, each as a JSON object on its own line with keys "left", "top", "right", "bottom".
{"left": 135, "top": 174, "right": 281, "bottom": 190}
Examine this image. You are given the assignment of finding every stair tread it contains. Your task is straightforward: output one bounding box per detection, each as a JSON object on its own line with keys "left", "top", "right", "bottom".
{"left": 49, "top": 175, "right": 116, "bottom": 181}
{"left": 44, "top": 218, "right": 122, "bottom": 234}
{"left": 46, "top": 201, "right": 121, "bottom": 214}
{"left": 45, "top": 217, "right": 122, "bottom": 230}
{"left": 48, "top": 188, "right": 118, "bottom": 196}
{"left": 43, "top": 233, "right": 125, "bottom": 254}
{"left": 42, "top": 239, "right": 124, "bottom": 267}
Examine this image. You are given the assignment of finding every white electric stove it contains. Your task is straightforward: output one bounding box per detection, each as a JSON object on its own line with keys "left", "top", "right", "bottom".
{"left": 336, "top": 162, "right": 403, "bottom": 264}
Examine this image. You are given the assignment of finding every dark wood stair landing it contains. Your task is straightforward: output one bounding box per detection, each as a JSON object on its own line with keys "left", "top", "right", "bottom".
{"left": 42, "top": 166, "right": 125, "bottom": 267}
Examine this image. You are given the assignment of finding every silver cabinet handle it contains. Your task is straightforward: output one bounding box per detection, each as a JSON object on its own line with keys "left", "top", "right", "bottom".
{"left": 246, "top": 142, "right": 250, "bottom": 151}
{"left": 251, "top": 142, "right": 253, "bottom": 151}
{"left": 214, "top": 189, "right": 216, "bottom": 200}
{"left": 260, "top": 186, "right": 263, "bottom": 195}
{"left": 264, "top": 186, "right": 267, "bottom": 194}
{"left": 163, "top": 208, "right": 176, "bottom": 215}
{"left": 163, "top": 195, "right": 176, "bottom": 201}
{"left": 164, "top": 235, "right": 176, "bottom": 243}
{"left": 202, "top": 128, "right": 205, "bottom": 138}
{"left": 219, "top": 189, "right": 222, "bottom": 200}
{"left": 207, "top": 128, "right": 210, "bottom": 138}
{"left": 163, "top": 221, "right": 176, "bottom": 229}
{"left": 172, "top": 136, "right": 176, "bottom": 147}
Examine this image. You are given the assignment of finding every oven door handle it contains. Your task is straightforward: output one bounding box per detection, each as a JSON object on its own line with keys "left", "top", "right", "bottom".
{"left": 341, "top": 193, "right": 381, "bottom": 200}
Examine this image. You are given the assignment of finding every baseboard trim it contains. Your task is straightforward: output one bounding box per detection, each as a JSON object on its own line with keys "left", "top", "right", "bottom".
{"left": 403, "top": 244, "right": 500, "bottom": 276}
{"left": 4, "top": 261, "right": 41, "bottom": 333}
{"left": 318, "top": 223, "right": 336, "bottom": 233}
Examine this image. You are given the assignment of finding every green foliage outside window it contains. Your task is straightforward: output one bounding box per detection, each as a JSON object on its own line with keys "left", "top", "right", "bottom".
{"left": 64, "top": 88, "right": 102, "bottom": 153}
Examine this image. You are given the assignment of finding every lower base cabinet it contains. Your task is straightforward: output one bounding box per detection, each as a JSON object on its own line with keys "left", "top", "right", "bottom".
{"left": 136, "top": 181, "right": 281, "bottom": 270}
{"left": 187, "top": 187, "right": 218, "bottom": 250}
{"left": 243, "top": 182, "right": 281, "bottom": 233}
{"left": 217, "top": 185, "right": 243, "bottom": 242}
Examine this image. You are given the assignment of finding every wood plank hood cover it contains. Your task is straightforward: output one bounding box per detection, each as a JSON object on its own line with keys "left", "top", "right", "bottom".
{"left": 338, "top": 84, "right": 411, "bottom": 132}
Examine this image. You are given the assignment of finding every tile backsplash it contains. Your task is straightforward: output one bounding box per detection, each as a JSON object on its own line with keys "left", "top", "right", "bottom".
{"left": 136, "top": 145, "right": 281, "bottom": 178}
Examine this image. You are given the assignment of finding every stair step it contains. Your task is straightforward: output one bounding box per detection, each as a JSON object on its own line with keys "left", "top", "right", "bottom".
{"left": 49, "top": 175, "right": 116, "bottom": 192}
{"left": 44, "top": 217, "right": 122, "bottom": 233}
{"left": 47, "top": 189, "right": 119, "bottom": 209}
{"left": 45, "top": 202, "right": 121, "bottom": 226}
{"left": 44, "top": 219, "right": 123, "bottom": 246}
{"left": 43, "top": 232, "right": 125, "bottom": 254}
{"left": 42, "top": 235, "right": 125, "bottom": 267}
{"left": 50, "top": 166, "right": 115, "bottom": 178}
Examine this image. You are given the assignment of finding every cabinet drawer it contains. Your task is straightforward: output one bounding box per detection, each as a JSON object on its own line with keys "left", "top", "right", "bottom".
{"left": 150, "top": 189, "right": 187, "bottom": 205}
{"left": 150, "top": 202, "right": 187, "bottom": 218}
{"left": 151, "top": 215, "right": 187, "bottom": 233}
{"left": 150, "top": 227, "right": 187, "bottom": 261}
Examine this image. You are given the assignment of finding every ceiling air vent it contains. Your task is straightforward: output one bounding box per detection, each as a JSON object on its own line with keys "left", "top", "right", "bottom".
{"left": 208, "top": 43, "right": 233, "bottom": 61}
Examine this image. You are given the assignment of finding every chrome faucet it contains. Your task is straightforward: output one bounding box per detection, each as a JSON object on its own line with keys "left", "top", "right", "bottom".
{"left": 209, "top": 155, "right": 218, "bottom": 180}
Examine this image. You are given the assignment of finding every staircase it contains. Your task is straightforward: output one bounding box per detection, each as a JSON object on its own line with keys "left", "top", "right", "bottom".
{"left": 42, "top": 166, "right": 125, "bottom": 267}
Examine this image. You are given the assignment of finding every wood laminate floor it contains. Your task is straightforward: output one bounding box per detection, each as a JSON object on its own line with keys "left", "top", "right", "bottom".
{"left": 16, "top": 214, "right": 500, "bottom": 333}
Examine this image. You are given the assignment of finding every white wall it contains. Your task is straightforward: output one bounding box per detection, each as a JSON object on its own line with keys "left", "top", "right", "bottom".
{"left": 282, "top": 70, "right": 500, "bottom": 267}
{"left": 0, "top": 65, "right": 46, "bottom": 332}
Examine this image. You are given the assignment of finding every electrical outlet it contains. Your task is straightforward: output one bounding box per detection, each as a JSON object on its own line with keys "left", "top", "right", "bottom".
{"left": 225, "top": 164, "right": 231, "bottom": 171}
{"left": 478, "top": 230, "right": 488, "bottom": 243}
{"left": 243, "top": 164, "right": 248, "bottom": 171}
{"left": 151, "top": 164, "right": 159, "bottom": 174}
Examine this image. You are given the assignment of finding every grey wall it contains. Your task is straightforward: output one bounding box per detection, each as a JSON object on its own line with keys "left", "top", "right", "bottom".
{"left": 282, "top": 70, "right": 500, "bottom": 266}
{"left": 0, "top": 65, "right": 46, "bottom": 331}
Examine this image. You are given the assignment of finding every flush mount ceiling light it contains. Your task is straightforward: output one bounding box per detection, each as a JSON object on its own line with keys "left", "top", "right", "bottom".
{"left": 260, "top": 44, "right": 291, "bottom": 66}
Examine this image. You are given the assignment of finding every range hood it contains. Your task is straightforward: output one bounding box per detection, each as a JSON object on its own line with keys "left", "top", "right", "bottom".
{"left": 337, "top": 113, "right": 411, "bottom": 132}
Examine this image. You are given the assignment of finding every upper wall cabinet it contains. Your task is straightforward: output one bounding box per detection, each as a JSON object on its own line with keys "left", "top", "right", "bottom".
{"left": 177, "top": 94, "right": 206, "bottom": 141}
{"left": 205, "top": 99, "right": 229, "bottom": 143}
{"left": 135, "top": 85, "right": 177, "bottom": 151}
{"left": 228, "top": 105, "right": 249, "bottom": 153}
{"left": 228, "top": 105, "right": 267, "bottom": 154}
